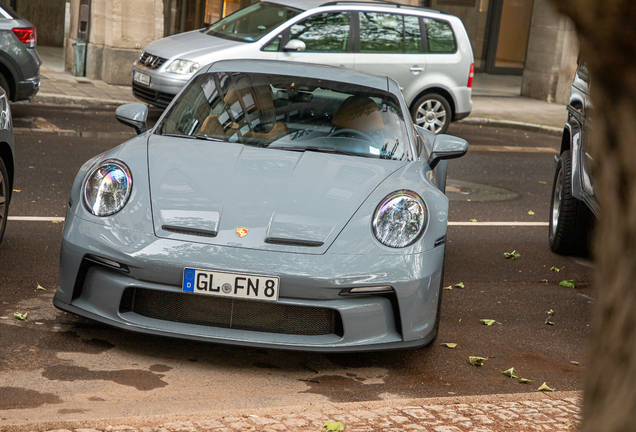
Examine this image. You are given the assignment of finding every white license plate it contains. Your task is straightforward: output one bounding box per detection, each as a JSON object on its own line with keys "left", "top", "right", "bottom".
{"left": 183, "top": 268, "right": 279, "bottom": 301}
{"left": 133, "top": 71, "right": 150, "bottom": 86}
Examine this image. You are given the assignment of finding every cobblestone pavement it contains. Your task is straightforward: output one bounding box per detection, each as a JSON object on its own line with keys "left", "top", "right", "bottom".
{"left": 7, "top": 392, "right": 581, "bottom": 432}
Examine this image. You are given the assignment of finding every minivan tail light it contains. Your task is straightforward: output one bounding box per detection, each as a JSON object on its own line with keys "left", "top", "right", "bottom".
{"left": 467, "top": 63, "right": 474, "bottom": 88}
{"left": 12, "top": 27, "right": 36, "bottom": 47}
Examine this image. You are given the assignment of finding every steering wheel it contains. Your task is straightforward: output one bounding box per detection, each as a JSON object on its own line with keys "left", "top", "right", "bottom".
{"left": 328, "top": 128, "right": 375, "bottom": 143}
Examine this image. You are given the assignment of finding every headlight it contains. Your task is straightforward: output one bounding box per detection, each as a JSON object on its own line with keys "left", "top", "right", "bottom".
{"left": 165, "top": 59, "right": 200, "bottom": 74}
{"left": 372, "top": 190, "right": 427, "bottom": 248}
{"left": 83, "top": 159, "right": 132, "bottom": 217}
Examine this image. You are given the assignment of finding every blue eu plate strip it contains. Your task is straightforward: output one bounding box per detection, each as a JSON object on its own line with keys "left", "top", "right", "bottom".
{"left": 183, "top": 268, "right": 195, "bottom": 292}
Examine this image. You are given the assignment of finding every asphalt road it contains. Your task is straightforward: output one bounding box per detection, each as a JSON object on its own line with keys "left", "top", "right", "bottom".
{"left": 0, "top": 106, "right": 593, "bottom": 426}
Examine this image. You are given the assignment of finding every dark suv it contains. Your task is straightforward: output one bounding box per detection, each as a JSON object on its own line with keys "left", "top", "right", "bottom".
{"left": 549, "top": 57, "right": 596, "bottom": 256}
{"left": 0, "top": 1, "right": 40, "bottom": 102}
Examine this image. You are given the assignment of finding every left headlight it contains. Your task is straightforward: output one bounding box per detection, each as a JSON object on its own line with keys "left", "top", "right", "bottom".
{"left": 165, "top": 59, "right": 200, "bottom": 74}
{"left": 372, "top": 190, "right": 427, "bottom": 248}
{"left": 83, "top": 159, "right": 132, "bottom": 217}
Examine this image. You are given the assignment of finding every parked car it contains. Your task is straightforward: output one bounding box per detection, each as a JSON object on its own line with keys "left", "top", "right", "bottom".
{"left": 54, "top": 60, "right": 468, "bottom": 351}
{"left": 0, "top": 86, "right": 14, "bottom": 244}
{"left": 549, "top": 58, "right": 596, "bottom": 255}
{"left": 131, "top": 0, "right": 473, "bottom": 134}
{"left": 0, "top": 1, "right": 40, "bottom": 102}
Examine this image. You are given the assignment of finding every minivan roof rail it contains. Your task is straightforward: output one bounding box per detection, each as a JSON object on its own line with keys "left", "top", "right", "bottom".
{"left": 320, "top": 0, "right": 441, "bottom": 13}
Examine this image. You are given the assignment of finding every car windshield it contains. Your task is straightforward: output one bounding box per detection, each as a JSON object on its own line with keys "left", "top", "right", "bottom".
{"left": 157, "top": 71, "right": 412, "bottom": 161}
{"left": 203, "top": 2, "right": 302, "bottom": 42}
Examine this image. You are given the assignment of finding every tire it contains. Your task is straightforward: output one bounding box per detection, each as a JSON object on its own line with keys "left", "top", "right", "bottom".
{"left": 0, "top": 157, "right": 9, "bottom": 244}
{"left": 0, "top": 72, "right": 10, "bottom": 101}
{"left": 411, "top": 93, "right": 452, "bottom": 134}
{"left": 422, "top": 262, "right": 444, "bottom": 348}
{"left": 549, "top": 150, "right": 594, "bottom": 256}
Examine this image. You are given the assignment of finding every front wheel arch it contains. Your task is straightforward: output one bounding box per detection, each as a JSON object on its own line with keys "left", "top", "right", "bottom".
{"left": 410, "top": 90, "right": 454, "bottom": 134}
{"left": 410, "top": 88, "right": 456, "bottom": 119}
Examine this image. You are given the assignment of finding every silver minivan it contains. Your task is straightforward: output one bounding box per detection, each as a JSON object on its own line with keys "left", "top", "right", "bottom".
{"left": 132, "top": 0, "right": 473, "bottom": 134}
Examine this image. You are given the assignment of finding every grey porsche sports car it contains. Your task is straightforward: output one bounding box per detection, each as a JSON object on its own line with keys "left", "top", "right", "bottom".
{"left": 54, "top": 60, "right": 468, "bottom": 351}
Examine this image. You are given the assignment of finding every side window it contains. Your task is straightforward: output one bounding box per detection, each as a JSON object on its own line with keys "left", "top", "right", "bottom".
{"left": 404, "top": 15, "right": 422, "bottom": 53}
{"left": 578, "top": 61, "right": 590, "bottom": 84}
{"left": 289, "top": 12, "right": 351, "bottom": 53}
{"left": 424, "top": 18, "right": 456, "bottom": 53}
{"left": 359, "top": 12, "right": 403, "bottom": 53}
{"left": 262, "top": 35, "right": 282, "bottom": 51}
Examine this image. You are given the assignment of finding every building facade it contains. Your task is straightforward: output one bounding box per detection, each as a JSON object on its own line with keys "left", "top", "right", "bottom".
{"left": 15, "top": 0, "right": 578, "bottom": 103}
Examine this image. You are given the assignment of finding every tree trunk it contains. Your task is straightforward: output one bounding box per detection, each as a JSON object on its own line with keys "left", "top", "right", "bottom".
{"left": 549, "top": 1, "right": 636, "bottom": 430}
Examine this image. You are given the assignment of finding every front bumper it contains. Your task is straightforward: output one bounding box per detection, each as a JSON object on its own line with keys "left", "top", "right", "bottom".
{"left": 15, "top": 76, "right": 39, "bottom": 101}
{"left": 55, "top": 210, "right": 445, "bottom": 352}
{"left": 131, "top": 62, "right": 190, "bottom": 107}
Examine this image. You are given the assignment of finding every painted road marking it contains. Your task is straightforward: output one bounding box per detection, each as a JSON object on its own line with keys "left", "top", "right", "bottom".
{"left": 9, "top": 217, "right": 548, "bottom": 227}
{"left": 469, "top": 145, "right": 558, "bottom": 154}
{"left": 449, "top": 222, "right": 548, "bottom": 226}
{"left": 8, "top": 216, "right": 66, "bottom": 222}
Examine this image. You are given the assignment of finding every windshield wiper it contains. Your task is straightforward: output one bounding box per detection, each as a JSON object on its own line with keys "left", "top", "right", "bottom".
{"left": 157, "top": 133, "right": 225, "bottom": 142}
{"left": 160, "top": 133, "right": 196, "bottom": 139}
{"left": 268, "top": 146, "right": 377, "bottom": 158}
{"left": 194, "top": 135, "right": 225, "bottom": 142}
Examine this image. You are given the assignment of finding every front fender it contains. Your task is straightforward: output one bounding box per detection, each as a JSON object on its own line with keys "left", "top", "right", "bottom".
{"left": 68, "top": 133, "right": 154, "bottom": 234}
{"left": 328, "top": 160, "right": 448, "bottom": 256}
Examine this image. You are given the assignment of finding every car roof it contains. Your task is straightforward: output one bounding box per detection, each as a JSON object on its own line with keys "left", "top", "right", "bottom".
{"left": 268, "top": 0, "right": 444, "bottom": 15}
{"left": 205, "top": 59, "right": 393, "bottom": 93}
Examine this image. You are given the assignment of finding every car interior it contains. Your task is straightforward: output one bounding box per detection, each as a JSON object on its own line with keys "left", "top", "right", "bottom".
{"left": 158, "top": 72, "right": 410, "bottom": 161}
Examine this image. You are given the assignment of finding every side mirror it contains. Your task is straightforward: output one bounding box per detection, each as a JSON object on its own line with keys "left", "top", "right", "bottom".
{"left": 116, "top": 103, "right": 148, "bottom": 135}
{"left": 284, "top": 39, "right": 306, "bottom": 52}
{"left": 427, "top": 134, "right": 468, "bottom": 169}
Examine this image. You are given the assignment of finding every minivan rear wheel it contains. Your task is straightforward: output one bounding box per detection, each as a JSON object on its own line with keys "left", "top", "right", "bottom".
{"left": 411, "top": 93, "right": 451, "bottom": 134}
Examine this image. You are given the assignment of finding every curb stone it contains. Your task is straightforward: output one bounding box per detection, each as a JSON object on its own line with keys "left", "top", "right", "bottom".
{"left": 1, "top": 391, "right": 582, "bottom": 432}
{"left": 27, "top": 93, "right": 136, "bottom": 107}
{"left": 458, "top": 118, "right": 563, "bottom": 136}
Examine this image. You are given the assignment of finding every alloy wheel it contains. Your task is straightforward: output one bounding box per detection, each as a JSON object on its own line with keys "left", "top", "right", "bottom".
{"left": 551, "top": 166, "right": 563, "bottom": 238}
{"left": 416, "top": 99, "right": 447, "bottom": 134}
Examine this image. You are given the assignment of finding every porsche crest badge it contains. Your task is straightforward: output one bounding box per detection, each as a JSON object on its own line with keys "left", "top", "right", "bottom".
{"left": 235, "top": 227, "right": 249, "bottom": 238}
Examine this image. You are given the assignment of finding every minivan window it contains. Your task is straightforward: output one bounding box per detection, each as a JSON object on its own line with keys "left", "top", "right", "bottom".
{"left": 204, "top": 2, "right": 302, "bottom": 43}
{"left": 404, "top": 15, "right": 421, "bottom": 53}
{"left": 289, "top": 12, "right": 351, "bottom": 53}
{"left": 359, "top": 12, "right": 403, "bottom": 53}
{"left": 358, "top": 12, "right": 422, "bottom": 53}
{"left": 425, "top": 18, "right": 456, "bottom": 53}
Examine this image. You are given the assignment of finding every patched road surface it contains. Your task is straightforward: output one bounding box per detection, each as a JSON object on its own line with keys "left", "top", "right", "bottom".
{"left": 0, "top": 107, "right": 593, "bottom": 427}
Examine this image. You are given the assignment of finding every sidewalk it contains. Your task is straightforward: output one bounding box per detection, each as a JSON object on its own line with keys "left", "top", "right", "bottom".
{"left": 30, "top": 46, "right": 137, "bottom": 106}
{"left": 26, "top": 47, "right": 567, "bottom": 133}
{"left": 5, "top": 391, "right": 582, "bottom": 432}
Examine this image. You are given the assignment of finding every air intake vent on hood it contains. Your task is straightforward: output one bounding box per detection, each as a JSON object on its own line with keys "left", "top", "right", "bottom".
{"left": 264, "top": 237, "right": 324, "bottom": 247}
{"left": 162, "top": 225, "right": 218, "bottom": 238}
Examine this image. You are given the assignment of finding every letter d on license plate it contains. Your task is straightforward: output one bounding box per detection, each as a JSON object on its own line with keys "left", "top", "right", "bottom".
{"left": 183, "top": 268, "right": 279, "bottom": 301}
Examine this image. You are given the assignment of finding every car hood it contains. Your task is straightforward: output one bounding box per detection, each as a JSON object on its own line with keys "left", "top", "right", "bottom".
{"left": 148, "top": 135, "right": 406, "bottom": 254}
{"left": 143, "top": 30, "right": 246, "bottom": 61}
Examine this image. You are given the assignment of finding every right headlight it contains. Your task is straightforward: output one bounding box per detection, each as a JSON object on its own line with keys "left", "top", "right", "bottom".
{"left": 372, "top": 190, "right": 427, "bottom": 248}
{"left": 83, "top": 159, "right": 132, "bottom": 217}
{"left": 165, "top": 59, "right": 200, "bottom": 74}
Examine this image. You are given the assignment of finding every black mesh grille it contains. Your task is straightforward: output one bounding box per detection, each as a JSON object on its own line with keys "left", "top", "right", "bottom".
{"left": 132, "top": 82, "right": 174, "bottom": 108}
{"left": 138, "top": 51, "right": 168, "bottom": 69}
{"left": 120, "top": 288, "right": 343, "bottom": 337}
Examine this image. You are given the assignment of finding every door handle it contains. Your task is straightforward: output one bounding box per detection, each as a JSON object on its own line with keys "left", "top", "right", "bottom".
{"left": 410, "top": 67, "right": 424, "bottom": 72}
